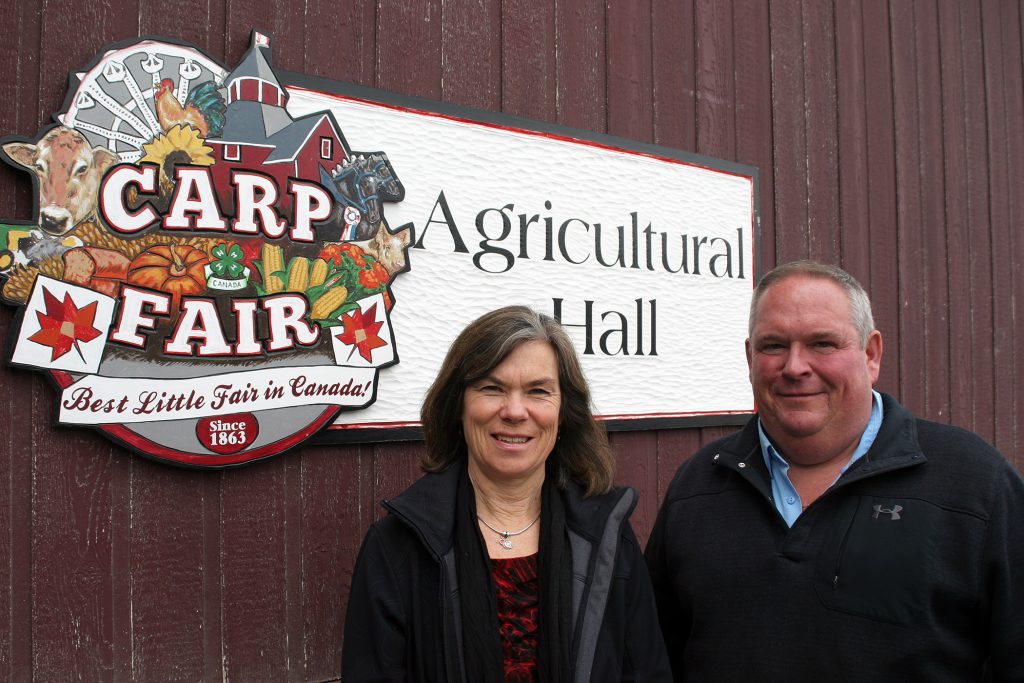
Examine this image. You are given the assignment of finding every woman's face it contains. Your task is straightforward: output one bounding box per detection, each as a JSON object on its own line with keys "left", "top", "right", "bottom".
{"left": 462, "top": 341, "right": 561, "bottom": 488}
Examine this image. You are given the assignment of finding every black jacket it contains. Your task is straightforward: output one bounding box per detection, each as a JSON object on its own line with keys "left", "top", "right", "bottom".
{"left": 645, "top": 393, "right": 1024, "bottom": 682}
{"left": 342, "top": 464, "right": 672, "bottom": 682}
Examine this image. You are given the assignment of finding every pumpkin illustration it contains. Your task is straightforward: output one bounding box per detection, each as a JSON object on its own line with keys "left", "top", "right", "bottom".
{"left": 127, "top": 244, "right": 210, "bottom": 310}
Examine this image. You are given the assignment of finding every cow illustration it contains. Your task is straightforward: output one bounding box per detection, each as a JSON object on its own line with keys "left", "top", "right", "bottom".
{"left": 3, "top": 126, "right": 118, "bottom": 236}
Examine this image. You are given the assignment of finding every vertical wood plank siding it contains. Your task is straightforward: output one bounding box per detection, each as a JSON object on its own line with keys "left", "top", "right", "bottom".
{"left": 0, "top": 1, "right": 1022, "bottom": 679}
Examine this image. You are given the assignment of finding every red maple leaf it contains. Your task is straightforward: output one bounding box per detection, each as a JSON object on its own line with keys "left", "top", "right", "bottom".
{"left": 28, "top": 288, "right": 103, "bottom": 362}
{"left": 335, "top": 303, "right": 387, "bottom": 363}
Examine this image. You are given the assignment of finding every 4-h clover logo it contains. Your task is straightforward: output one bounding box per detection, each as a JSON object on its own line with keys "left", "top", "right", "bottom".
{"left": 205, "top": 242, "right": 251, "bottom": 291}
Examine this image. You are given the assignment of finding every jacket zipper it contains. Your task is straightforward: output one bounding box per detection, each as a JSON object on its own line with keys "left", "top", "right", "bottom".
{"left": 832, "top": 509, "right": 858, "bottom": 590}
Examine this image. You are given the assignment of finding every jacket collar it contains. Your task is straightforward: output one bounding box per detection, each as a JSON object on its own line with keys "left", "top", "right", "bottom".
{"left": 838, "top": 392, "right": 927, "bottom": 482}
{"left": 714, "top": 392, "right": 926, "bottom": 489}
{"left": 383, "top": 463, "right": 461, "bottom": 560}
{"left": 382, "top": 461, "right": 635, "bottom": 557}
{"left": 561, "top": 480, "right": 636, "bottom": 544}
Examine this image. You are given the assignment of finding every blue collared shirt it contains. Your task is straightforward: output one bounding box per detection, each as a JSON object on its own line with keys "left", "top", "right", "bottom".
{"left": 759, "top": 390, "right": 883, "bottom": 527}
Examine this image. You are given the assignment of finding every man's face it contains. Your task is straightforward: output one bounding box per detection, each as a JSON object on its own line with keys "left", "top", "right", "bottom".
{"left": 746, "top": 275, "right": 882, "bottom": 465}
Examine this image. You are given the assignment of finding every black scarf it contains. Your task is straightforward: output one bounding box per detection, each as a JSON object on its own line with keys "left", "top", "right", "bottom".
{"left": 455, "top": 465, "right": 572, "bottom": 682}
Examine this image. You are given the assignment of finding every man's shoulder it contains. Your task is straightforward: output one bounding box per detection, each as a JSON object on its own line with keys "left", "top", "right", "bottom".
{"left": 875, "top": 398, "right": 1022, "bottom": 510}
{"left": 911, "top": 416, "right": 1019, "bottom": 488}
{"left": 660, "top": 422, "right": 756, "bottom": 498}
{"left": 914, "top": 416, "right": 1001, "bottom": 458}
{"left": 879, "top": 393, "right": 1009, "bottom": 473}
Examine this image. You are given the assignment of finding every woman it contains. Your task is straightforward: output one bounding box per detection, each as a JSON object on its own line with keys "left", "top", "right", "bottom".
{"left": 342, "top": 306, "right": 671, "bottom": 682}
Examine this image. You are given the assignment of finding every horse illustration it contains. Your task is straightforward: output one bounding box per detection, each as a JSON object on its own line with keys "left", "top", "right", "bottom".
{"left": 319, "top": 152, "right": 404, "bottom": 241}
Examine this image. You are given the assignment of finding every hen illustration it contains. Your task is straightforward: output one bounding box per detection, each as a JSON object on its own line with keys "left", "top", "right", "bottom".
{"left": 154, "top": 79, "right": 226, "bottom": 138}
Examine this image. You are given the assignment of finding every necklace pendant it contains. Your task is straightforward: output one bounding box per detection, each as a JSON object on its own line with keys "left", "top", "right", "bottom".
{"left": 477, "top": 512, "right": 540, "bottom": 551}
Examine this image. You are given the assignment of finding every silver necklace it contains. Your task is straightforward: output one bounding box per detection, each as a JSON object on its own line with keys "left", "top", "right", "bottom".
{"left": 477, "top": 513, "right": 541, "bottom": 550}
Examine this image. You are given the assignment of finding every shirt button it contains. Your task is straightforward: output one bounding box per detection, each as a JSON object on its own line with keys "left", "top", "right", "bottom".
{"left": 786, "top": 496, "right": 796, "bottom": 505}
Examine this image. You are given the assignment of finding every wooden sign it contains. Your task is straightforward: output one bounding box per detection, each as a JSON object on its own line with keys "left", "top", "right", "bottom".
{"left": 0, "top": 31, "right": 758, "bottom": 466}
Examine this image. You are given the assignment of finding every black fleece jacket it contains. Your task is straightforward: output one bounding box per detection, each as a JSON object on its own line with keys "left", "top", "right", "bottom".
{"left": 342, "top": 463, "right": 671, "bottom": 682}
{"left": 645, "top": 393, "right": 1024, "bottom": 682}
{"left": 647, "top": 393, "right": 1024, "bottom": 679}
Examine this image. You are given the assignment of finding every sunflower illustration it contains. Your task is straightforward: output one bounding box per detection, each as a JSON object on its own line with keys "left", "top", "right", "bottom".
{"left": 140, "top": 124, "right": 216, "bottom": 200}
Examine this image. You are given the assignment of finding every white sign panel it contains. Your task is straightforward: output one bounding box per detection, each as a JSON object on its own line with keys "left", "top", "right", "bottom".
{"left": 286, "top": 84, "right": 758, "bottom": 434}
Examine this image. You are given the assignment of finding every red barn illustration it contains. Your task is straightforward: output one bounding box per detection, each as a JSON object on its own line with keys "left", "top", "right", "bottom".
{"left": 205, "top": 35, "right": 347, "bottom": 213}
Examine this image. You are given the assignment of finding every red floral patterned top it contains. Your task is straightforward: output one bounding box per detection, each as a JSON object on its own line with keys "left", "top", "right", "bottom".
{"left": 491, "top": 553, "right": 539, "bottom": 682}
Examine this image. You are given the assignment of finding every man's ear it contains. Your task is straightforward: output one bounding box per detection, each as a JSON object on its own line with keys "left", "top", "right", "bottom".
{"left": 865, "top": 330, "right": 883, "bottom": 384}
{"left": 745, "top": 338, "right": 754, "bottom": 377}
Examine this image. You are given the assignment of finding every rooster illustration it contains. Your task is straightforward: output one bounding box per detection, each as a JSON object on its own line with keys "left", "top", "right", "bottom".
{"left": 154, "top": 79, "right": 226, "bottom": 138}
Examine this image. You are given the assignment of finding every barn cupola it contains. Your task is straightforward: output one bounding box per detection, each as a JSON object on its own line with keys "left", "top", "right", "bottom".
{"left": 224, "top": 32, "right": 287, "bottom": 108}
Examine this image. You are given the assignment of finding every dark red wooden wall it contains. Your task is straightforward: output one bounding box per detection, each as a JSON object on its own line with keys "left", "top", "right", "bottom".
{"left": 1, "top": 1, "right": 1022, "bottom": 680}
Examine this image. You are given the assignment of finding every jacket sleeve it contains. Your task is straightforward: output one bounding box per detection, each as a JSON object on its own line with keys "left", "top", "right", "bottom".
{"left": 342, "top": 522, "right": 408, "bottom": 683}
{"left": 644, "top": 496, "right": 690, "bottom": 679}
{"left": 986, "top": 461, "right": 1024, "bottom": 682}
{"left": 620, "top": 524, "right": 673, "bottom": 683}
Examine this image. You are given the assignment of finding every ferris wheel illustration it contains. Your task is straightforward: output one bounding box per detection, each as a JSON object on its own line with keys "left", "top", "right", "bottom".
{"left": 59, "top": 39, "right": 228, "bottom": 162}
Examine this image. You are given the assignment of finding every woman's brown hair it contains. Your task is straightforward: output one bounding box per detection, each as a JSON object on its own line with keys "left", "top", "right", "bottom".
{"left": 420, "top": 305, "right": 614, "bottom": 496}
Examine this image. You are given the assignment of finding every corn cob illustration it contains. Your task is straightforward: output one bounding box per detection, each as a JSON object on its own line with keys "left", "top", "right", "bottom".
{"left": 311, "top": 286, "right": 348, "bottom": 319}
{"left": 75, "top": 221, "right": 215, "bottom": 258}
{"left": 2, "top": 257, "right": 64, "bottom": 303}
{"left": 261, "top": 244, "right": 284, "bottom": 293}
{"left": 287, "top": 256, "right": 310, "bottom": 292}
{"left": 308, "top": 258, "right": 329, "bottom": 288}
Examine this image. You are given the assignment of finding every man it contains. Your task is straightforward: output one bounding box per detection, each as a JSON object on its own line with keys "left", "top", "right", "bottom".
{"left": 645, "top": 260, "right": 1023, "bottom": 681}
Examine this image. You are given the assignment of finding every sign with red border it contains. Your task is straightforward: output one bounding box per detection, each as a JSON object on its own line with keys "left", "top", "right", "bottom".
{"left": 0, "top": 30, "right": 759, "bottom": 467}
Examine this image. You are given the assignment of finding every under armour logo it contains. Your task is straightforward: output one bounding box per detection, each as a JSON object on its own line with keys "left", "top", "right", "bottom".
{"left": 872, "top": 504, "right": 903, "bottom": 520}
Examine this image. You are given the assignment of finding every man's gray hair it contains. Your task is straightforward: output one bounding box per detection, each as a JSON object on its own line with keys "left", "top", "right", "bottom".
{"left": 748, "top": 260, "right": 876, "bottom": 346}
